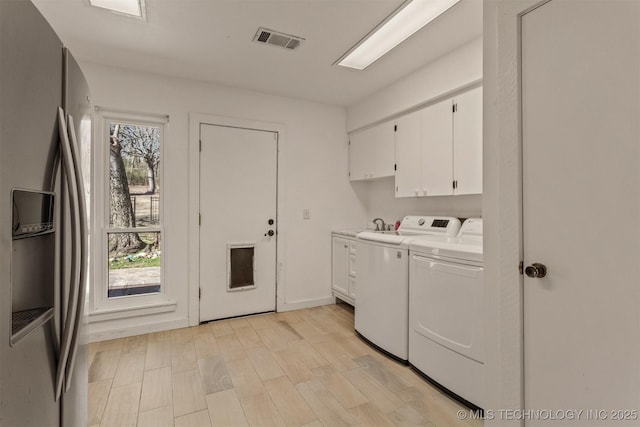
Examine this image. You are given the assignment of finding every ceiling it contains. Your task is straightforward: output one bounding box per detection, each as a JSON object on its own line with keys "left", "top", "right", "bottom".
{"left": 32, "top": 0, "right": 482, "bottom": 106}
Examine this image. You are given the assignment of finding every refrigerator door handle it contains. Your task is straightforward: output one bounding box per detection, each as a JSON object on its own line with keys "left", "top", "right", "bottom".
{"left": 54, "top": 107, "right": 81, "bottom": 401}
{"left": 63, "top": 114, "right": 88, "bottom": 392}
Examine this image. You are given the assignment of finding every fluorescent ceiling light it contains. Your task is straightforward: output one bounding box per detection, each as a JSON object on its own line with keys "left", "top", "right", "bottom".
{"left": 89, "top": 0, "right": 145, "bottom": 18}
{"left": 336, "top": 0, "right": 460, "bottom": 70}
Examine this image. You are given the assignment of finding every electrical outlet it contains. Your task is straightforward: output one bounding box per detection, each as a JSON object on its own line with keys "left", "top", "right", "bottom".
{"left": 303, "top": 208, "right": 310, "bottom": 220}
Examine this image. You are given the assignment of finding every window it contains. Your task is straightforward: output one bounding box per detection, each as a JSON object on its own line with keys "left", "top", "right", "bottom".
{"left": 93, "top": 109, "right": 169, "bottom": 313}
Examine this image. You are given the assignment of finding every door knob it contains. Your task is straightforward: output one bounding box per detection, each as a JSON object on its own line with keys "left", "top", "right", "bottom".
{"left": 268, "top": 219, "right": 274, "bottom": 225}
{"left": 525, "top": 263, "right": 547, "bottom": 278}
{"left": 264, "top": 230, "right": 275, "bottom": 237}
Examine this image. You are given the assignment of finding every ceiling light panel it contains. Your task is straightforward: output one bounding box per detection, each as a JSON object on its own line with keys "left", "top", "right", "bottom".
{"left": 89, "top": 0, "right": 145, "bottom": 18}
{"left": 336, "top": 0, "right": 460, "bottom": 70}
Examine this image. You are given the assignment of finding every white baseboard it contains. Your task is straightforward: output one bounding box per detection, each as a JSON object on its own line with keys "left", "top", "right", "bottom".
{"left": 88, "top": 318, "right": 190, "bottom": 343}
{"left": 278, "top": 296, "right": 336, "bottom": 312}
{"left": 89, "top": 297, "right": 336, "bottom": 342}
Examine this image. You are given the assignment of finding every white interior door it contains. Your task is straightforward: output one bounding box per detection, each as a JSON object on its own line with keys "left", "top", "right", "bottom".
{"left": 522, "top": 0, "right": 640, "bottom": 422}
{"left": 199, "top": 123, "right": 277, "bottom": 322}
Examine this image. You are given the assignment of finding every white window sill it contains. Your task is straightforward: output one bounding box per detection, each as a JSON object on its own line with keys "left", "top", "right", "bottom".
{"left": 89, "top": 300, "right": 177, "bottom": 323}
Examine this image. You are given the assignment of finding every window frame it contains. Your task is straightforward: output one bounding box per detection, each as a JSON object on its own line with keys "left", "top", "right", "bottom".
{"left": 90, "top": 108, "right": 171, "bottom": 316}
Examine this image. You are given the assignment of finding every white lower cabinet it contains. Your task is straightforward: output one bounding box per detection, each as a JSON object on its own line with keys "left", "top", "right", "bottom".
{"left": 331, "top": 234, "right": 356, "bottom": 305}
{"left": 348, "top": 241, "right": 356, "bottom": 300}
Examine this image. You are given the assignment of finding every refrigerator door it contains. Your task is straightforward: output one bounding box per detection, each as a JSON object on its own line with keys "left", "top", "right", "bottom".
{"left": 64, "top": 50, "right": 93, "bottom": 198}
{"left": 0, "top": 0, "right": 64, "bottom": 425}
{"left": 60, "top": 51, "right": 91, "bottom": 427}
{"left": 55, "top": 109, "right": 81, "bottom": 402}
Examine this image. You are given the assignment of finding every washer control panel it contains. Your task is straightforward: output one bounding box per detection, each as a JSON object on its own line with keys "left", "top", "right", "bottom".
{"left": 399, "top": 216, "right": 461, "bottom": 236}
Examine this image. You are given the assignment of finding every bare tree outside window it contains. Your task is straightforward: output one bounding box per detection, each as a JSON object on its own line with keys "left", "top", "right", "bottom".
{"left": 117, "top": 124, "right": 160, "bottom": 194}
{"left": 108, "top": 120, "right": 162, "bottom": 298}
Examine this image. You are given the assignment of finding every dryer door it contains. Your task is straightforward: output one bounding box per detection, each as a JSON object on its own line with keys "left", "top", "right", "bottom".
{"left": 410, "top": 255, "right": 483, "bottom": 362}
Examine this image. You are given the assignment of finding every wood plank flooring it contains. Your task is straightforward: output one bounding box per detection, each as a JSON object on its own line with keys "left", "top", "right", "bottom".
{"left": 88, "top": 303, "right": 482, "bottom": 427}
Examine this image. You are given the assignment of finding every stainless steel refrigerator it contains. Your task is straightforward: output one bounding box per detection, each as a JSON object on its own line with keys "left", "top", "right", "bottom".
{"left": 0, "top": 0, "right": 91, "bottom": 425}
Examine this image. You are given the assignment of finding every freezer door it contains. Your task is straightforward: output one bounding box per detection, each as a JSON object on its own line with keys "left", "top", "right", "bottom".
{"left": 0, "top": 0, "right": 64, "bottom": 426}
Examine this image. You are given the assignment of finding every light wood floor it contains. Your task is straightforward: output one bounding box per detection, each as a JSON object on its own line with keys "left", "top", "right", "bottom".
{"left": 88, "top": 303, "right": 482, "bottom": 427}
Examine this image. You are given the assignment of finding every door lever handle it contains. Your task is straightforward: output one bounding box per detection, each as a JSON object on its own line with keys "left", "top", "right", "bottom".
{"left": 264, "top": 230, "right": 275, "bottom": 237}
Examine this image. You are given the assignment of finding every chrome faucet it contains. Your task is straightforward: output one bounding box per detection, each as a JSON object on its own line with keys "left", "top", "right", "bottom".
{"left": 372, "top": 218, "right": 386, "bottom": 231}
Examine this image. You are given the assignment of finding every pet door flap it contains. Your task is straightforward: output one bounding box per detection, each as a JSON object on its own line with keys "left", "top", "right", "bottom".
{"left": 227, "top": 243, "right": 256, "bottom": 291}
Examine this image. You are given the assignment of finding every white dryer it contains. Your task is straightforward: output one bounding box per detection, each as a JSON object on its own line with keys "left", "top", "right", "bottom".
{"left": 408, "top": 218, "right": 484, "bottom": 408}
{"left": 355, "top": 216, "right": 461, "bottom": 362}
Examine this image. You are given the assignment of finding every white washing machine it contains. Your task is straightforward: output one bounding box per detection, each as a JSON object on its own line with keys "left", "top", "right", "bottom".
{"left": 408, "top": 218, "right": 484, "bottom": 408}
{"left": 355, "top": 216, "right": 461, "bottom": 362}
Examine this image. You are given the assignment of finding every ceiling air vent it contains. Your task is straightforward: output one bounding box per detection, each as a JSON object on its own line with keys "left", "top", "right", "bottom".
{"left": 253, "top": 27, "right": 304, "bottom": 51}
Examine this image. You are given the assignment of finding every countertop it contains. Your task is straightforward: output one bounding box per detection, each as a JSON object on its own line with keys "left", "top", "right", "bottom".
{"left": 331, "top": 229, "right": 367, "bottom": 238}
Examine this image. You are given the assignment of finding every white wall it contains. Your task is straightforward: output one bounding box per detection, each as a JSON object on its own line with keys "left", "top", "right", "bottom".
{"left": 346, "top": 37, "right": 483, "bottom": 223}
{"left": 352, "top": 179, "right": 482, "bottom": 225}
{"left": 82, "top": 61, "right": 367, "bottom": 340}
{"left": 346, "top": 37, "right": 483, "bottom": 133}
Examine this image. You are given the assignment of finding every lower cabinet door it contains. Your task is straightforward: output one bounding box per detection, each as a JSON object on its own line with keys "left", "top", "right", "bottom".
{"left": 348, "top": 275, "right": 356, "bottom": 300}
{"left": 331, "top": 237, "right": 349, "bottom": 296}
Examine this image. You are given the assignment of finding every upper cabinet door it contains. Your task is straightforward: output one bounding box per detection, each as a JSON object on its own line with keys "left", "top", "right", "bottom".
{"left": 453, "top": 86, "right": 483, "bottom": 195}
{"left": 421, "top": 98, "right": 454, "bottom": 196}
{"left": 394, "top": 110, "right": 422, "bottom": 197}
{"left": 349, "top": 121, "right": 395, "bottom": 181}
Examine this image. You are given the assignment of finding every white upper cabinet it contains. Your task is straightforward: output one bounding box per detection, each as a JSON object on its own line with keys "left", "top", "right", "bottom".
{"left": 421, "top": 98, "right": 454, "bottom": 196}
{"left": 349, "top": 121, "right": 395, "bottom": 181}
{"left": 452, "top": 86, "right": 483, "bottom": 195}
{"left": 394, "top": 86, "right": 482, "bottom": 198}
{"left": 394, "top": 111, "right": 422, "bottom": 197}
